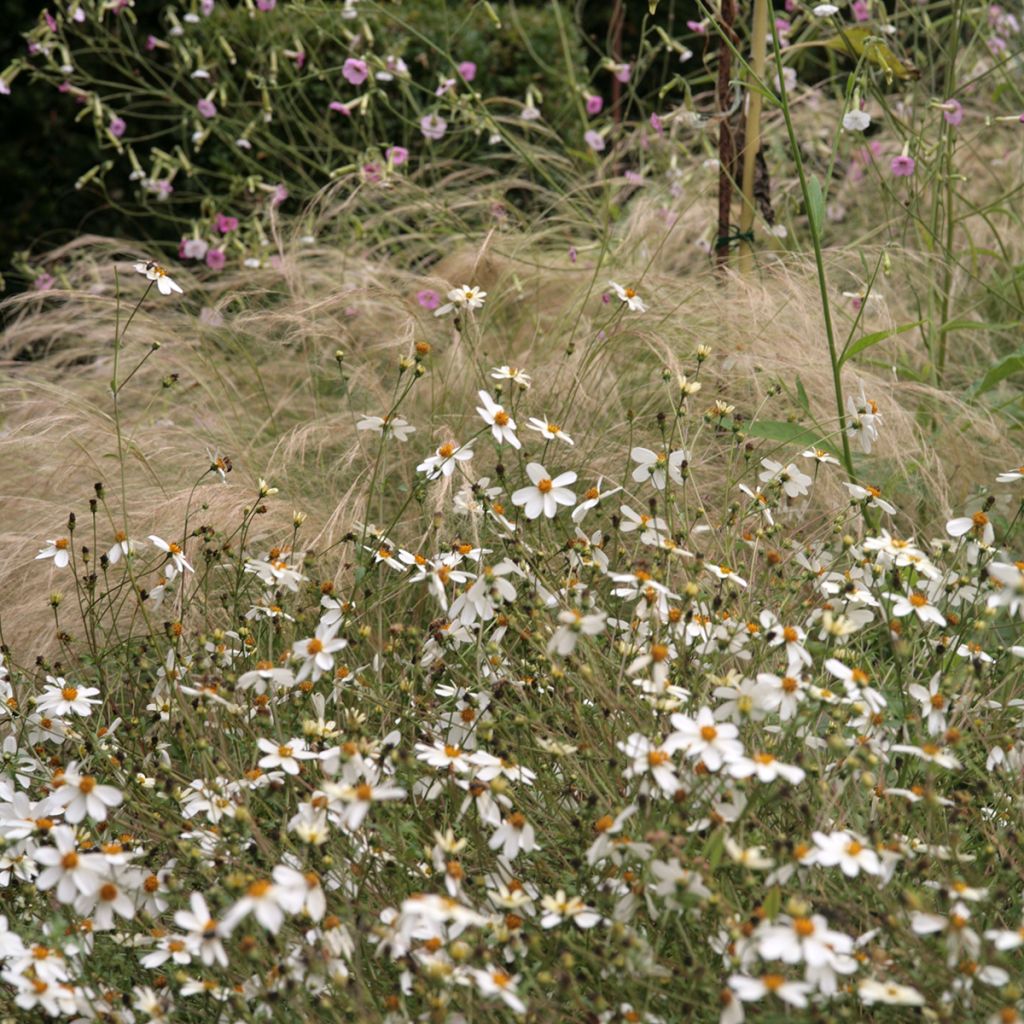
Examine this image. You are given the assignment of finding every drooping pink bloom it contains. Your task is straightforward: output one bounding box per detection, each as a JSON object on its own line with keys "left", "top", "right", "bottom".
{"left": 584, "top": 130, "right": 606, "bottom": 152}
{"left": 271, "top": 184, "right": 288, "bottom": 208}
{"left": 851, "top": 0, "right": 870, "bottom": 20}
{"left": 416, "top": 290, "right": 441, "bottom": 310}
{"left": 215, "top": 213, "right": 239, "bottom": 234}
{"left": 205, "top": 249, "right": 226, "bottom": 271}
{"left": 328, "top": 101, "right": 351, "bottom": 115}
{"left": 34, "top": 273, "right": 56, "bottom": 291}
{"left": 362, "top": 162, "right": 382, "bottom": 183}
{"left": 343, "top": 58, "right": 368, "bottom": 86}
{"left": 197, "top": 98, "right": 217, "bottom": 119}
{"left": 650, "top": 112, "right": 664, "bottom": 136}
{"left": 109, "top": 116, "right": 126, "bottom": 138}
{"left": 457, "top": 61, "right": 477, "bottom": 82}
{"left": 386, "top": 145, "right": 409, "bottom": 166}
{"left": 891, "top": 154, "right": 916, "bottom": 177}
{"left": 586, "top": 94, "right": 603, "bottom": 115}
{"left": 942, "top": 99, "right": 964, "bottom": 126}
{"left": 419, "top": 114, "right": 447, "bottom": 141}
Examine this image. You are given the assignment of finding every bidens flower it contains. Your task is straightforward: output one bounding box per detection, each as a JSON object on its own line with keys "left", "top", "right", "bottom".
{"left": 434, "top": 284, "right": 486, "bottom": 317}
{"left": 134, "top": 260, "right": 183, "bottom": 295}
{"left": 511, "top": 463, "right": 577, "bottom": 519}
{"left": 608, "top": 281, "right": 646, "bottom": 312}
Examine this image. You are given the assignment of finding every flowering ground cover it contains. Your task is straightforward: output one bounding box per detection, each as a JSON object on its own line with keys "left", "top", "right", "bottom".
{"left": 1, "top": 1, "right": 1024, "bottom": 1022}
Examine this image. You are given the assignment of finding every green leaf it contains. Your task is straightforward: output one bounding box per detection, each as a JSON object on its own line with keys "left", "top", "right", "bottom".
{"left": 762, "top": 886, "right": 782, "bottom": 920}
{"left": 806, "top": 176, "right": 825, "bottom": 239}
{"left": 795, "top": 376, "right": 811, "bottom": 415}
{"left": 745, "top": 419, "right": 841, "bottom": 458}
{"left": 972, "top": 348, "right": 1024, "bottom": 396}
{"left": 838, "top": 320, "right": 922, "bottom": 368}
{"left": 939, "top": 319, "right": 1021, "bottom": 334}
{"left": 705, "top": 827, "right": 726, "bottom": 870}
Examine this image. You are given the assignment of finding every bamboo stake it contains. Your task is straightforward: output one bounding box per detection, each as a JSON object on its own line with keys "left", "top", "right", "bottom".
{"left": 714, "top": 0, "right": 737, "bottom": 271}
{"left": 738, "top": 0, "right": 770, "bottom": 273}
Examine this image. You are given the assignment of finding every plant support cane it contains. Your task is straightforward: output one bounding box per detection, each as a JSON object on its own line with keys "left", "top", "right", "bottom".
{"left": 738, "top": 0, "right": 770, "bottom": 273}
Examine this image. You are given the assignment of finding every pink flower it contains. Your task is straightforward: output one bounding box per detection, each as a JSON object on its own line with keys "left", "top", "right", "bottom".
{"left": 851, "top": 0, "right": 870, "bottom": 19}
{"left": 145, "top": 34, "right": 159, "bottom": 50}
{"left": 200, "top": 0, "right": 215, "bottom": 14}
{"left": 891, "top": 154, "right": 916, "bottom": 177}
{"left": 33, "top": 273, "right": 56, "bottom": 291}
{"left": 197, "top": 98, "right": 217, "bottom": 119}
{"left": 215, "top": 213, "right": 239, "bottom": 234}
{"left": 205, "top": 249, "right": 226, "bottom": 271}
{"left": 387, "top": 145, "right": 409, "bottom": 166}
{"left": 271, "top": 184, "right": 288, "bottom": 208}
{"left": 179, "top": 237, "right": 208, "bottom": 260}
{"left": 328, "top": 101, "right": 351, "bottom": 115}
{"left": 625, "top": 170, "right": 644, "bottom": 184}
{"left": 457, "top": 61, "right": 477, "bottom": 81}
{"left": 256, "top": 0, "right": 276, "bottom": 9}
{"left": 650, "top": 112, "right": 663, "bottom": 136}
{"left": 942, "top": 99, "right": 964, "bottom": 126}
{"left": 417, "top": 290, "right": 441, "bottom": 310}
{"left": 613, "top": 63, "right": 631, "bottom": 83}
{"left": 44, "top": 10, "right": 58, "bottom": 31}
{"left": 109, "top": 116, "right": 126, "bottom": 138}
{"left": 343, "top": 58, "right": 368, "bottom": 86}
{"left": 419, "top": 114, "right": 447, "bottom": 141}
{"left": 686, "top": 19, "right": 706, "bottom": 32}
{"left": 435, "top": 78, "right": 456, "bottom": 97}
{"left": 291, "top": 51, "right": 306, "bottom": 70}
{"left": 568, "top": 246, "right": 577, "bottom": 263}
{"left": 586, "top": 94, "right": 603, "bottom": 116}
{"left": 362, "top": 162, "right": 382, "bottom": 183}
{"left": 584, "top": 129, "right": 606, "bottom": 152}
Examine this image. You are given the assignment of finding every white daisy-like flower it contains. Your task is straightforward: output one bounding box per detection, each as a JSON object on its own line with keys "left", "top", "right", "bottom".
{"left": 356, "top": 414, "right": 416, "bottom": 441}
{"left": 476, "top": 391, "right": 521, "bottom": 449}
{"left": 527, "top": 417, "right": 574, "bottom": 446}
{"left": 434, "top": 284, "right": 487, "bottom": 317}
{"left": 416, "top": 440, "right": 474, "bottom": 480}
{"left": 630, "top": 447, "right": 688, "bottom": 490}
{"left": 134, "top": 260, "right": 184, "bottom": 295}
{"left": 608, "top": 281, "right": 646, "bottom": 312}
{"left": 511, "top": 463, "right": 577, "bottom": 519}
{"left": 36, "top": 538, "right": 72, "bottom": 569}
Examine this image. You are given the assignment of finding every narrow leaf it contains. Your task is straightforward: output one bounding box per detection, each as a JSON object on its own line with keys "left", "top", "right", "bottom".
{"left": 839, "top": 320, "right": 922, "bottom": 368}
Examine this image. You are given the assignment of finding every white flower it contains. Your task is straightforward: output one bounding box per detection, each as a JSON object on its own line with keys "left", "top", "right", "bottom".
{"left": 857, "top": 980, "right": 925, "bottom": 1006}
{"left": 844, "top": 482, "right": 897, "bottom": 515}
{"left": 885, "top": 588, "right": 947, "bottom": 627}
{"left": 811, "top": 830, "right": 881, "bottom": 876}
{"left": 842, "top": 109, "right": 872, "bottom": 131}
{"left": 33, "top": 826, "right": 105, "bottom": 904}
{"left": 356, "top": 414, "right": 416, "bottom": 441}
{"left": 36, "top": 677, "right": 101, "bottom": 718}
{"left": 846, "top": 388, "right": 883, "bottom": 453}
{"left": 706, "top": 563, "right": 748, "bottom": 588}
{"left": 608, "top": 281, "right": 646, "bottom": 312}
{"left": 488, "top": 813, "right": 538, "bottom": 860}
{"left": 257, "top": 737, "right": 317, "bottom": 776}
{"left": 490, "top": 365, "right": 532, "bottom": 388}
{"left": 813, "top": 3, "right": 839, "bottom": 14}
{"left": 540, "top": 890, "right": 602, "bottom": 929}
{"left": 907, "top": 672, "right": 949, "bottom": 735}
{"left": 756, "top": 913, "right": 854, "bottom": 966}
{"left": 890, "top": 742, "right": 962, "bottom": 769}
{"left": 729, "top": 974, "right": 812, "bottom": 1008}
{"left": 272, "top": 863, "right": 327, "bottom": 921}
{"left": 36, "top": 538, "right": 71, "bottom": 569}
{"left": 527, "top": 417, "right": 574, "bottom": 446}
{"left": 472, "top": 969, "right": 526, "bottom": 1014}
{"left": 728, "top": 753, "right": 805, "bottom": 785}
{"left": 53, "top": 765, "right": 123, "bottom": 823}
{"left": 619, "top": 733, "right": 681, "bottom": 793}
{"left": 476, "top": 391, "right": 521, "bottom": 449}
{"left": 106, "top": 531, "right": 145, "bottom": 564}
{"left": 174, "top": 891, "right": 232, "bottom": 967}
{"left": 996, "top": 465, "right": 1024, "bottom": 483}
{"left": 946, "top": 511, "right": 995, "bottom": 545}
{"left": 149, "top": 535, "right": 194, "bottom": 575}
{"left": 327, "top": 777, "right": 407, "bottom": 831}
{"left": 416, "top": 440, "right": 474, "bottom": 480}
{"left": 511, "top": 463, "right": 577, "bottom": 519}
{"left": 434, "top": 284, "right": 487, "bottom": 317}
{"left": 802, "top": 447, "right": 840, "bottom": 466}
{"left": 758, "top": 459, "right": 812, "bottom": 498}
{"left": 292, "top": 621, "right": 347, "bottom": 683}
{"left": 224, "top": 879, "right": 286, "bottom": 933}
{"left": 630, "top": 447, "right": 688, "bottom": 490}
{"left": 666, "top": 707, "right": 743, "bottom": 771}
{"left": 134, "top": 260, "right": 184, "bottom": 295}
